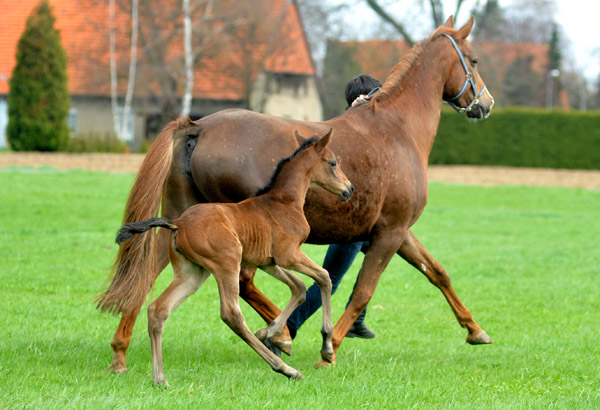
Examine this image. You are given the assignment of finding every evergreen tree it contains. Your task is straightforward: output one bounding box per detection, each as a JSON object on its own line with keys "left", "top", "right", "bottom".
{"left": 7, "top": 0, "right": 70, "bottom": 151}
{"left": 502, "top": 54, "right": 540, "bottom": 106}
{"left": 472, "top": 0, "right": 506, "bottom": 42}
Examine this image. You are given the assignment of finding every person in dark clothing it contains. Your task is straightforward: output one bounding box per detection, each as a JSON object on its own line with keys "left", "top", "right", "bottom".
{"left": 286, "top": 74, "right": 381, "bottom": 340}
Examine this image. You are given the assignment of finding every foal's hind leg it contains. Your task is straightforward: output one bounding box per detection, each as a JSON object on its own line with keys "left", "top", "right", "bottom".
{"left": 213, "top": 268, "right": 303, "bottom": 379}
{"left": 254, "top": 266, "right": 306, "bottom": 352}
{"left": 108, "top": 228, "right": 171, "bottom": 373}
{"left": 147, "top": 252, "right": 210, "bottom": 386}
{"left": 397, "top": 230, "right": 492, "bottom": 344}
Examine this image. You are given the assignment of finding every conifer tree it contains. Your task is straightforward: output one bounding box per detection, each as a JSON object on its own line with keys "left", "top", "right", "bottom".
{"left": 7, "top": 0, "right": 70, "bottom": 151}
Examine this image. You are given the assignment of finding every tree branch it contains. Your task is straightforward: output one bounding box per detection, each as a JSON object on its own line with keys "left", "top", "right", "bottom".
{"left": 365, "top": 0, "right": 414, "bottom": 46}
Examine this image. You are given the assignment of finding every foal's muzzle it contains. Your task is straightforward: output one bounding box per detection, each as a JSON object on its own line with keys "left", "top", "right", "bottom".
{"left": 339, "top": 184, "right": 354, "bottom": 202}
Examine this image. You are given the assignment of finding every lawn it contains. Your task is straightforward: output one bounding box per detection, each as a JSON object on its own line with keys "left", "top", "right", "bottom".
{"left": 1, "top": 166, "right": 599, "bottom": 409}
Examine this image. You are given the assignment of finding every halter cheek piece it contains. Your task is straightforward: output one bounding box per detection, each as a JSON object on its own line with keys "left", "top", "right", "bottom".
{"left": 442, "top": 34, "right": 489, "bottom": 114}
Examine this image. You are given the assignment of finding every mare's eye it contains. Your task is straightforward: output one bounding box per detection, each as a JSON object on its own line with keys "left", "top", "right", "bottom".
{"left": 471, "top": 59, "right": 479, "bottom": 66}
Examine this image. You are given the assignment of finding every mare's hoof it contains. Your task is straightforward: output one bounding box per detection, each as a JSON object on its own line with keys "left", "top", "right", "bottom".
{"left": 107, "top": 364, "right": 128, "bottom": 374}
{"left": 466, "top": 331, "right": 493, "bottom": 345}
{"left": 315, "top": 359, "right": 331, "bottom": 368}
{"left": 255, "top": 328, "right": 268, "bottom": 341}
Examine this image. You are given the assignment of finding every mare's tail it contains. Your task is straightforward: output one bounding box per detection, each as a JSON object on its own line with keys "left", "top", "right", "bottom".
{"left": 96, "top": 116, "right": 200, "bottom": 315}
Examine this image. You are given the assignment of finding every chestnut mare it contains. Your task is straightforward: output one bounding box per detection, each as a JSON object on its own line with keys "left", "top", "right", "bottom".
{"left": 99, "top": 16, "right": 495, "bottom": 372}
{"left": 106, "top": 129, "right": 353, "bottom": 384}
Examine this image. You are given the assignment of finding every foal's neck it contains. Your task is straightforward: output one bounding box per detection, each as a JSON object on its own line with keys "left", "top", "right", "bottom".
{"left": 265, "top": 151, "right": 313, "bottom": 210}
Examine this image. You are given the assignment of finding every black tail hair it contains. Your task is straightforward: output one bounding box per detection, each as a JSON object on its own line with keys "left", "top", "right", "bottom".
{"left": 116, "top": 217, "right": 178, "bottom": 244}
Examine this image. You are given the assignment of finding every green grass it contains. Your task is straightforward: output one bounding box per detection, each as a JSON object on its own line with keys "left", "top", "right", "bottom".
{"left": 1, "top": 167, "right": 599, "bottom": 409}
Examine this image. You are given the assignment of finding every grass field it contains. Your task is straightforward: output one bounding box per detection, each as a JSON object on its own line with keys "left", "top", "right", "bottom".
{"left": 1, "top": 166, "right": 599, "bottom": 409}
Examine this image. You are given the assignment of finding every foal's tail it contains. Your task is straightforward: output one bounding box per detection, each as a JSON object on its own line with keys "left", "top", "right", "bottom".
{"left": 115, "top": 218, "right": 178, "bottom": 245}
{"left": 97, "top": 116, "right": 200, "bottom": 315}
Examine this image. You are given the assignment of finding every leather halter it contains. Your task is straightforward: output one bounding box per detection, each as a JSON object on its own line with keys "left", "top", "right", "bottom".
{"left": 442, "top": 34, "right": 489, "bottom": 114}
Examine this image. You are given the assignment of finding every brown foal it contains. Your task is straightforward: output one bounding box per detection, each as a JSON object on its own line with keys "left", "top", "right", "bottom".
{"left": 107, "top": 130, "right": 353, "bottom": 384}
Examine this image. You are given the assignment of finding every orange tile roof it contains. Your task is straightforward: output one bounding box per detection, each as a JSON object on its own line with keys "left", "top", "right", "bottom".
{"left": 0, "top": 0, "right": 315, "bottom": 100}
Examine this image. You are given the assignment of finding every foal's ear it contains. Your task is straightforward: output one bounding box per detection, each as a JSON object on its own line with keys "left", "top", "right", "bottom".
{"left": 456, "top": 16, "right": 474, "bottom": 39}
{"left": 315, "top": 128, "right": 333, "bottom": 153}
{"left": 294, "top": 130, "right": 307, "bottom": 146}
{"left": 443, "top": 15, "right": 454, "bottom": 28}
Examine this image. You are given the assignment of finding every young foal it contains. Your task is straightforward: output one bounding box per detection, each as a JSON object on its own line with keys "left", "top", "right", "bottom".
{"left": 114, "top": 130, "right": 353, "bottom": 385}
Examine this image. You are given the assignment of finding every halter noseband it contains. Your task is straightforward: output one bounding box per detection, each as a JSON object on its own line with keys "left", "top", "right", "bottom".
{"left": 442, "top": 34, "right": 488, "bottom": 114}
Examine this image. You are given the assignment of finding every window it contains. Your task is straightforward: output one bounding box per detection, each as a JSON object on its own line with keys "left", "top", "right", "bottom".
{"left": 67, "top": 108, "right": 78, "bottom": 133}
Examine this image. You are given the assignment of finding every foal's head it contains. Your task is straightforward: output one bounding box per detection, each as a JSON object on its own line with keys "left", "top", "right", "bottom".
{"left": 436, "top": 16, "right": 495, "bottom": 119}
{"left": 296, "top": 129, "right": 354, "bottom": 202}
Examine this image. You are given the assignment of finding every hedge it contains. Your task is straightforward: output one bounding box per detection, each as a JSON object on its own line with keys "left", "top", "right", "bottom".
{"left": 431, "top": 107, "right": 600, "bottom": 170}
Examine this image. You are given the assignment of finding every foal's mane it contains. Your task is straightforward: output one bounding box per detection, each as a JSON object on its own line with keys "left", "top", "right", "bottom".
{"left": 255, "top": 136, "right": 319, "bottom": 196}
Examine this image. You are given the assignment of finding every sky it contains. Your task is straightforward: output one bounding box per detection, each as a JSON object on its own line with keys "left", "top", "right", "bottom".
{"left": 332, "top": 0, "right": 600, "bottom": 83}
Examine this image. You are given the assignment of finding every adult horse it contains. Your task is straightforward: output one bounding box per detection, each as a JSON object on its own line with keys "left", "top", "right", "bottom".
{"left": 99, "top": 16, "right": 494, "bottom": 371}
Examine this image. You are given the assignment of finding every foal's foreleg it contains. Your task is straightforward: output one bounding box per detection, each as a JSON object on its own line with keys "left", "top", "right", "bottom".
{"left": 108, "top": 228, "right": 170, "bottom": 373}
{"left": 239, "top": 267, "right": 292, "bottom": 355}
{"left": 397, "top": 230, "right": 492, "bottom": 344}
{"left": 213, "top": 269, "right": 303, "bottom": 379}
{"left": 255, "top": 265, "right": 306, "bottom": 352}
{"left": 284, "top": 252, "right": 334, "bottom": 364}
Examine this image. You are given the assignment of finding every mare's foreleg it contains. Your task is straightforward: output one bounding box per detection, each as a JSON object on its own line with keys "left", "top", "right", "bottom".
{"left": 397, "top": 230, "right": 492, "bottom": 344}
{"left": 239, "top": 267, "right": 292, "bottom": 355}
{"left": 214, "top": 268, "right": 303, "bottom": 379}
{"left": 108, "top": 228, "right": 170, "bottom": 373}
{"left": 323, "top": 230, "right": 405, "bottom": 366}
{"left": 147, "top": 251, "right": 210, "bottom": 386}
{"left": 254, "top": 266, "right": 306, "bottom": 354}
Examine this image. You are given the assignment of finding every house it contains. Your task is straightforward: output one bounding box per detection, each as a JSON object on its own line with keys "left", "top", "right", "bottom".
{"left": 0, "top": 0, "right": 322, "bottom": 148}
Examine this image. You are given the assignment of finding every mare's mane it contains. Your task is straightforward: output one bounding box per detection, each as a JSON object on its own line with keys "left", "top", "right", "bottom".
{"left": 255, "top": 136, "right": 319, "bottom": 196}
{"left": 370, "top": 27, "right": 457, "bottom": 105}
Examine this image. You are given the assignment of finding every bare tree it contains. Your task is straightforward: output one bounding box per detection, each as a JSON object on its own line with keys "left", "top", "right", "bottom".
{"left": 181, "top": 0, "right": 193, "bottom": 116}
{"left": 109, "top": 0, "right": 139, "bottom": 140}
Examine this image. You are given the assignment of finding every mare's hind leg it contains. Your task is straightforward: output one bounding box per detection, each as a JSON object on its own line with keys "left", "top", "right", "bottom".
{"left": 397, "top": 230, "right": 492, "bottom": 344}
{"left": 108, "top": 228, "right": 171, "bottom": 373}
{"left": 254, "top": 266, "right": 306, "bottom": 353}
{"left": 239, "top": 267, "right": 292, "bottom": 355}
{"left": 213, "top": 267, "right": 302, "bottom": 379}
{"left": 148, "top": 250, "right": 210, "bottom": 386}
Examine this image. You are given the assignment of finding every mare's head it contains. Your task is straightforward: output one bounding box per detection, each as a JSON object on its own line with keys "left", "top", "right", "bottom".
{"left": 435, "top": 16, "right": 495, "bottom": 119}
{"left": 295, "top": 129, "right": 354, "bottom": 202}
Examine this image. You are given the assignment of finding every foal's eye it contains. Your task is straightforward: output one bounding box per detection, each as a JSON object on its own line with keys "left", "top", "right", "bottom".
{"left": 328, "top": 160, "right": 337, "bottom": 170}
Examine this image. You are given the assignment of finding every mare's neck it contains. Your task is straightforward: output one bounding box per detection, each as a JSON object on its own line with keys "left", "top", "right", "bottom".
{"left": 370, "top": 38, "right": 450, "bottom": 165}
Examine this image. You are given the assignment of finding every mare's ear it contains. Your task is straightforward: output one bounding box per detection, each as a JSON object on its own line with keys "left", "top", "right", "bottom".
{"left": 294, "top": 130, "right": 307, "bottom": 146}
{"left": 443, "top": 15, "right": 454, "bottom": 28}
{"left": 315, "top": 128, "right": 333, "bottom": 153}
{"left": 456, "top": 16, "right": 474, "bottom": 39}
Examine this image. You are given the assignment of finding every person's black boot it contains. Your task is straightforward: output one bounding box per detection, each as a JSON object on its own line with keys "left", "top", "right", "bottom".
{"left": 346, "top": 322, "right": 375, "bottom": 339}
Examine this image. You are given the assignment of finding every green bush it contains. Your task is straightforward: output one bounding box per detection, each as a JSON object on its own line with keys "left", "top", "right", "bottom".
{"left": 7, "top": 0, "right": 70, "bottom": 152}
{"left": 431, "top": 107, "right": 600, "bottom": 169}
{"left": 66, "top": 132, "right": 129, "bottom": 153}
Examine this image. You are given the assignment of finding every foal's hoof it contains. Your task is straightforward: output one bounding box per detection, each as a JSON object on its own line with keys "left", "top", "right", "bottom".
{"left": 271, "top": 337, "right": 292, "bottom": 356}
{"left": 466, "top": 331, "right": 493, "bottom": 345}
{"left": 289, "top": 370, "right": 304, "bottom": 380}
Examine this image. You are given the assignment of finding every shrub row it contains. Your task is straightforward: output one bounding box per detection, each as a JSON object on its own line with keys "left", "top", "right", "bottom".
{"left": 431, "top": 108, "right": 600, "bottom": 169}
